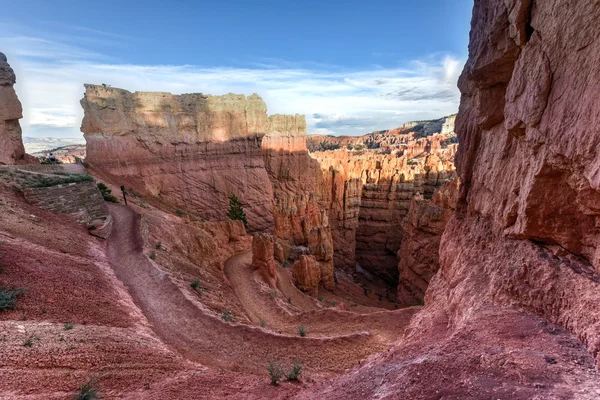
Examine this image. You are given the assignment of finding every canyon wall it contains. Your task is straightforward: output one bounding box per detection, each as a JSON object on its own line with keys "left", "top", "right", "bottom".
{"left": 304, "top": 1, "right": 600, "bottom": 398}
{"left": 396, "top": 176, "right": 458, "bottom": 306}
{"left": 443, "top": 0, "right": 600, "bottom": 359}
{"left": 309, "top": 117, "right": 457, "bottom": 283}
{"left": 262, "top": 118, "right": 335, "bottom": 290}
{"left": 82, "top": 86, "right": 334, "bottom": 291}
{"left": 81, "top": 85, "right": 275, "bottom": 232}
{"left": 0, "top": 53, "right": 35, "bottom": 165}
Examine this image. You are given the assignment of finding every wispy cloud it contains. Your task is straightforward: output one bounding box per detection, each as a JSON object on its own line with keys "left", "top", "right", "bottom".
{"left": 1, "top": 31, "right": 463, "bottom": 138}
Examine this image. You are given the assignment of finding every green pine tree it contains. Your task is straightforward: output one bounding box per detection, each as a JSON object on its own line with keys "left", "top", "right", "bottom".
{"left": 227, "top": 193, "right": 248, "bottom": 227}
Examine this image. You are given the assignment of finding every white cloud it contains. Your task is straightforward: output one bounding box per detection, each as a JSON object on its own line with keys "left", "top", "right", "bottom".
{"left": 2, "top": 33, "right": 463, "bottom": 137}
{"left": 30, "top": 107, "right": 77, "bottom": 128}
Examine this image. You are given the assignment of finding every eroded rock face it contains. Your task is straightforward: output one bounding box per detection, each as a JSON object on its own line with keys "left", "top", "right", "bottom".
{"left": 81, "top": 85, "right": 275, "bottom": 232}
{"left": 261, "top": 116, "right": 335, "bottom": 290}
{"left": 445, "top": 0, "right": 600, "bottom": 361}
{"left": 304, "top": 1, "right": 600, "bottom": 397}
{"left": 292, "top": 255, "right": 321, "bottom": 297}
{"left": 82, "top": 86, "right": 336, "bottom": 292}
{"left": 310, "top": 117, "right": 457, "bottom": 283}
{"left": 0, "top": 53, "right": 35, "bottom": 165}
{"left": 396, "top": 176, "right": 458, "bottom": 306}
{"left": 251, "top": 233, "right": 277, "bottom": 288}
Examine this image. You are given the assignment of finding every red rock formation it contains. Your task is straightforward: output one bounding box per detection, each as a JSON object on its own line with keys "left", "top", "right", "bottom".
{"left": 0, "top": 53, "right": 35, "bottom": 165}
{"left": 82, "top": 88, "right": 335, "bottom": 291}
{"left": 446, "top": 0, "right": 600, "bottom": 360}
{"left": 310, "top": 118, "right": 457, "bottom": 283}
{"left": 251, "top": 233, "right": 277, "bottom": 288}
{"left": 81, "top": 85, "right": 275, "bottom": 232}
{"left": 305, "top": 0, "right": 600, "bottom": 397}
{"left": 396, "top": 176, "right": 458, "bottom": 306}
{"left": 291, "top": 254, "right": 321, "bottom": 297}
{"left": 261, "top": 117, "right": 335, "bottom": 290}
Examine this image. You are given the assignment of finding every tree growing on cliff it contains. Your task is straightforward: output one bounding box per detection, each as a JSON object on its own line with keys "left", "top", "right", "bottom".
{"left": 227, "top": 193, "right": 247, "bottom": 227}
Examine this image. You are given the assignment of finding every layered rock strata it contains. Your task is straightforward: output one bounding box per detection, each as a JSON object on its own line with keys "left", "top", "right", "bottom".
{"left": 261, "top": 117, "right": 335, "bottom": 290}
{"left": 0, "top": 53, "right": 35, "bottom": 165}
{"left": 310, "top": 121, "right": 457, "bottom": 283}
{"left": 81, "top": 86, "right": 275, "bottom": 232}
{"left": 396, "top": 176, "right": 458, "bottom": 306}
{"left": 251, "top": 233, "right": 277, "bottom": 288}
{"left": 82, "top": 86, "right": 334, "bottom": 290}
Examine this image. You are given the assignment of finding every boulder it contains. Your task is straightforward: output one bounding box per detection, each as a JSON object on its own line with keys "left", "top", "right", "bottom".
{"left": 0, "top": 53, "right": 36, "bottom": 165}
{"left": 251, "top": 233, "right": 277, "bottom": 288}
{"left": 292, "top": 255, "right": 321, "bottom": 297}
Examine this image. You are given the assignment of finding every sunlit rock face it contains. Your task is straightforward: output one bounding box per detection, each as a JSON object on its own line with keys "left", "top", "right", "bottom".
{"left": 396, "top": 176, "right": 458, "bottom": 306}
{"left": 261, "top": 115, "right": 335, "bottom": 290}
{"left": 0, "top": 53, "right": 35, "bottom": 165}
{"left": 303, "top": 1, "right": 600, "bottom": 398}
{"left": 308, "top": 115, "right": 457, "bottom": 284}
{"left": 81, "top": 85, "right": 275, "bottom": 232}
{"left": 82, "top": 86, "right": 335, "bottom": 289}
{"left": 443, "top": 0, "right": 600, "bottom": 361}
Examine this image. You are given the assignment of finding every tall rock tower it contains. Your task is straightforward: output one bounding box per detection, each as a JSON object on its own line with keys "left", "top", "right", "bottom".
{"left": 0, "top": 52, "right": 33, "bottom": 165}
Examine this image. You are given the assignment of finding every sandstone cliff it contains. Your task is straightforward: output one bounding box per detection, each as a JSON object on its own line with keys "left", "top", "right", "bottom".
{"left": 445, "top": 0, "right": 600, "bottom": 360}
{"left": 303, "top": 0, "right": 600, "bottom": 397}
{"left": 82, "top": 86, "right": 335, "bottom": 290}
{"left": 261, "top": 115, "right": 335, "bottom": 290}
{"left": 396, "top": 176, "right": 458, "bottom": 306}
{"left": 0, "top": 53, "right": 35, "bottom": 165}
{"left": 81, "top": 85, "right": 275, "bottom": 232}
{"left": 309, "top": 117, "right": 457, "bottom": 284}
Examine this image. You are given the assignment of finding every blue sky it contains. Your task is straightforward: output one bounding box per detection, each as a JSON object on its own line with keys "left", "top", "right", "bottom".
{"left": 1, "top": 0, "right": 474, "bottom": 137}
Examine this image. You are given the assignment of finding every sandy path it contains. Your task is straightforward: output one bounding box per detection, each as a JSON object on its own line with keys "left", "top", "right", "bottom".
{"left": 224, "top": 251, "right": 419, "bottom": 342}
{"left": 106, "top": 204, "right": 404, "bottom": 375}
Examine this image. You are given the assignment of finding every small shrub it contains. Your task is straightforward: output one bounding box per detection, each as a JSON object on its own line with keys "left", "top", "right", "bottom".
{"left": 64, "top": 322, "right": 75, "bottom": 330}
{"left": 155, "top": 241, "right": 162, "bottom": 250}
{"left": 286, "top": 360, "right": 303, "bottom": 381}
{"left": 222, "top": 310, "right": 234, "bottom": 322}
{"left": 175, "top": 208, "right": 183, "bottom": 217}
{"left": 148, "top": 252, "right": 156, "bottom": 260}
{"left": 23, "top": 335, "right": 39, "bottom": 347}
{"left": 268, "top": 289, "right": 278, "bottom": 298}
{"left": 190, "top": 279, "right": 200, "bottom": 290}
{"left": 267, "top": 361, "right": 285, "bottom": 386}
{"left": 97, "top": 182, "right": 118, "bottom": 202}
{"left": 226, "top": 193, "right": 247, "bottom": 227}
{"left": 87, "top": 225, "right": 96, "bottom": 231}
{"left": 317, "top": 296, "right": 323, "bottom": 302}
{"left": 74, "top": 376, "right": 100, "bottom": 400}
{"left": 0, "top": 287, "right": 23, "bottom": 311}
{"left": 259, "top": 319, "right": 266, "bottom": 327}
{"left": 297, "top": 325, "right": 307, "bottom": 337}
{"left": 281, "top": 260, "right": 291, "bottom": 268}
{"left": 82, "top": 161, "right": 90, "bottom": 168}
{"left": 30, "top": 174, "right": 93, "bottom": 188}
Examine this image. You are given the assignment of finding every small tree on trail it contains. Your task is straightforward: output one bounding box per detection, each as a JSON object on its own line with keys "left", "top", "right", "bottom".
{"left": 227, "top": 193, "right": 247, "bottom": 227}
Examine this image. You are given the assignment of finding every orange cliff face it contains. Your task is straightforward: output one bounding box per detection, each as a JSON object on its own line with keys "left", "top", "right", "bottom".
{"left": 0, "top": 53, "right": 36, "bottom": 165}
{"left": 81, "top": 86, "right": 335, "bottom": 292}
{"left": 81, "top": 86, "right": 276, "bottom": 232}
{"left": 303, "top": 1, "right": 600, "bottom": 398}
{"left": 308, "top": 115, "right": 457, "bottom": 284}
